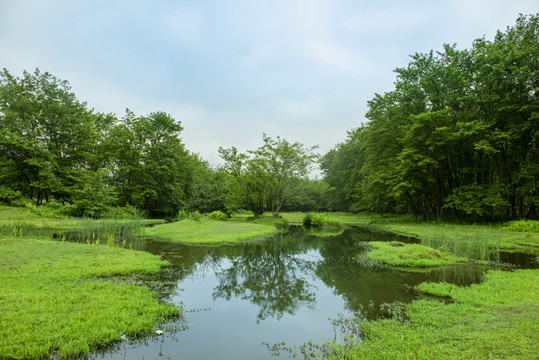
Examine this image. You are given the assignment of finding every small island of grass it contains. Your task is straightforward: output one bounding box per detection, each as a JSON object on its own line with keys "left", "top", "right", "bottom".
{"left": 366, "top": 241, "right": 466, "bottom": 267}
{"left": 144, "top": 218, "right": 276, "bottom": 244}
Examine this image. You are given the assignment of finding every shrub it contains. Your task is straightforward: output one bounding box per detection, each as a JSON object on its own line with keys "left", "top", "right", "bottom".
{"left": 502, "top": 219, "right": 539, "bottom": 232}
{"left": 207, "top": 211, "right": 228, "bottom": 221}
{"left": 189, "top": 210, "right": 203, "bottom": 222}
{"left": 177, "top": 210, "right": 189, "bottom": 221}
{"left": 303, "top": 212, "right": 343, "bottom": 228}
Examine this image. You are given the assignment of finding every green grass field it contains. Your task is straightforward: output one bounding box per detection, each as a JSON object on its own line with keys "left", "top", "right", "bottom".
{"left": 0, "top": 236, "right": 179, "bottom": 359}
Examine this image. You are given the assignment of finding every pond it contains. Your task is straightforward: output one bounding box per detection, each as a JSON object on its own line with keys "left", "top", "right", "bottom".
{"left": 83, "top": 226, "right": 534, "bottom": 360}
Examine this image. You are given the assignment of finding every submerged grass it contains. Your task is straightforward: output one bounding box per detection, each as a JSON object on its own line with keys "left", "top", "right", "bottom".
{"left": 319, "top": 269, "right": 538, "bottom": 359}
{"left": 144, "top": 218, "right": 276, "bottom": 244}
{"left": 0, "top": 236, "right": 180, "bottom": 359}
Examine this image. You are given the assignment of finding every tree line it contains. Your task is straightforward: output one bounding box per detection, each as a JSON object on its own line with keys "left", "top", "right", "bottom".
{"left": 1, "top": 15, "right": 537, "bottom": 221}
{"left": 321, "top": 14, "right": 538, "bottom": 221}
{"left": 0, "top": 69, "right": 326, "bottom": 217}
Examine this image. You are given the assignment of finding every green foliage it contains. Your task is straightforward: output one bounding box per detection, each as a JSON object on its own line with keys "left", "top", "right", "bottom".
{"left": 219, "top": 134, "right": 318, "bottom": 218}
{"left": 502, "top": 219, "right": 539, "bottom": 232}
{"left": 176, "top": 209, "right": 189, "bottom": 221}
{"left": 206, "top": 210, "right": 228, "bottom": 221}
{"left": 321, "top": 14, "right": 539, "bottom": 221}
{"left": 0, "top": 237, "right": 180, "bottom": 359}
{"left": 303, "top": 212, "right": 344, "bottom": 228}
{"left": 0, "top": 69, "right": 211, "bottom": 218}
{"left": 0, "top": 186, "right": 22, "bottom": 205}
{"left": 188, "top": 210, "right": 203, "bottom": 222}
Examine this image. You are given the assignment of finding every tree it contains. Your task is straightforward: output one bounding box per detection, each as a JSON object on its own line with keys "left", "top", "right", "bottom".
{"left": 0, "top": 68, "right": 104, "bottom": 207}
{"left": 321, "top": 14, "right": 539, "bottom": 221}
{"left": 219, "top": 134, "right": 318, "bottom": 218}
{"left": 108, "top": 110, "right": 192, "bottom": 217}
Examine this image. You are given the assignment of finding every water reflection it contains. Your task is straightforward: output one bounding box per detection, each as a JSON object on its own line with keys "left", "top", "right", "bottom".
{"left": 212, "top": 239, "right": 318, "bottom": 322}
{"left": 75, "top": 226, "right": 535, "bottom": 360}
{"left": 123, "top": 227, "right": 506, "bottom": 320}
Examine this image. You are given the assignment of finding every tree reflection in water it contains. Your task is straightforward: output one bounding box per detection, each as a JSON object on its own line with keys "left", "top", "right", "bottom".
{"left": 212, "top": 235, "right": 318, "bottom": 322}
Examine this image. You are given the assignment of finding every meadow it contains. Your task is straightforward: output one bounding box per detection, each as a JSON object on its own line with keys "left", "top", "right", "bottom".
{"left": 1, "top": 206, "right": 537, "bottom": 359}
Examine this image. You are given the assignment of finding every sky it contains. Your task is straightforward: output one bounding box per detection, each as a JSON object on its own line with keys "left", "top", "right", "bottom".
{"left": 1, "top": 0, "right": 537, "bottom": 167}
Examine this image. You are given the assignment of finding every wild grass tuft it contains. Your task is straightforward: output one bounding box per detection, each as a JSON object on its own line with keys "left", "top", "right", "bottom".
{"left": 420, "top": 230, "right": 497, "bottom": 261}
{"left": 206, "top": 210, "right": 228, "bottom": 221}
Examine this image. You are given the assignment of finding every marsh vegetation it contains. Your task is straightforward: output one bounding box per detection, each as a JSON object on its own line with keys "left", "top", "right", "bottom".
{"left": 0, "top": 13, "right": 538, "bottom": 360}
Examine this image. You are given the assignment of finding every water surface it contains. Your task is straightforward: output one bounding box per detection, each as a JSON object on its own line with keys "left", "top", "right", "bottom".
{"left": 86, "top": 226, "right": 533, "bottom": 360}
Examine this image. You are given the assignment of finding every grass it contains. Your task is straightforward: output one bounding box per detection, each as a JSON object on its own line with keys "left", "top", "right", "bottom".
{"left": 377, "top": 222, "right": 538, "bottom": 254}
{"left": 0, "top": 236, "right": 180, "bottom": 359}
{"left": 366, "top": 241, "right": 466, "bottom": 267}
{"left": 144, "top": 218, "right": 276, "bottom": 244}
{"left": 0, "top": 205, "right": 150, "bottom": 241}
{"left": 320, "top": 269, "right": 539, "bottom": 359}
{"left": 273, "top": 211, "right": 539, "bottom": 255}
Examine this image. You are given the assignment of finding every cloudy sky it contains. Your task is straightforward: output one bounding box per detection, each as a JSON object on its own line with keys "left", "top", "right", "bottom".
{"left": 1, "top": 0, "right": 537, "bottom": 166}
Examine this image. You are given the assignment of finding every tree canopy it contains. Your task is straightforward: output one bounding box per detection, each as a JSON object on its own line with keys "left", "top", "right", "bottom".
{"left": 219, "top": 135, "right": 318, "bottom": 218}
{"left": 321, "top": 14, "right": 539, "bottom": 221}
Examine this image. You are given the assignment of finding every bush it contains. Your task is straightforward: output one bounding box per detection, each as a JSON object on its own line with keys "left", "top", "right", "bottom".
{"left": 25, "top": 202, "right": 66, "bottom": 218}
{"left": 177, "top": 210, "right": 189, "bottom": 221}
{"left": 502, "top": 219, "right": 539, "bottom": 232}
{"left": 0, "top": 186, "right": 23, "bottom": 205}
{"left": 189, "top": 210, "right": 203, "bottom": 222}
{"left": 207, "top": 211, "right": 228, "bottom": 221}
{"left": 303, "top": 212, "right": 343, "bottom": 228}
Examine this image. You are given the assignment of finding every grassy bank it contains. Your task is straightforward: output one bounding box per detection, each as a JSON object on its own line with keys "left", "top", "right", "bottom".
{"left": 373, "top": 221, "right": 538, "bottom": 254}
{"left": 276, "top": 211, "right": 539, "bottom": 255}
{"left": 0, "top": 236, "right": 180, "bottom": 359}
{"left": 144, "top": 218, "right": 276, "bottom": 244}
{"left": 322, "top": 269, "right": 538, "bottom": 359}
{"left": 366, "top": 241, "right": 466, "bottom": 267}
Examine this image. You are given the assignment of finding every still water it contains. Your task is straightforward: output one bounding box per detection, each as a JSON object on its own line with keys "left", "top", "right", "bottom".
{"left": 87, "top": 226, "right": 533, "bottom": 360}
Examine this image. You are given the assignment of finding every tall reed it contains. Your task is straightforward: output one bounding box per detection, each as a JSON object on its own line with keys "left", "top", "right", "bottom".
{"left": 65, "top": 217, "right": 145, "bottom": 245}
{"left": 421, "top": 229, "right": 500, "bottom": 261}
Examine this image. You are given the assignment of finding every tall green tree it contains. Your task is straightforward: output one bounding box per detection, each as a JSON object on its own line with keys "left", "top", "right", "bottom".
{"left": 219, "top": 135, "right": 318, "bottom": 217}
{"left": 0, "top": 68, "right": 102, "bottom": 206}
{"left": 322, "top": 14, "right": 539, "bottom": 221}
{"left": 108, "top": 110, "right": 191, "bottom": 217}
